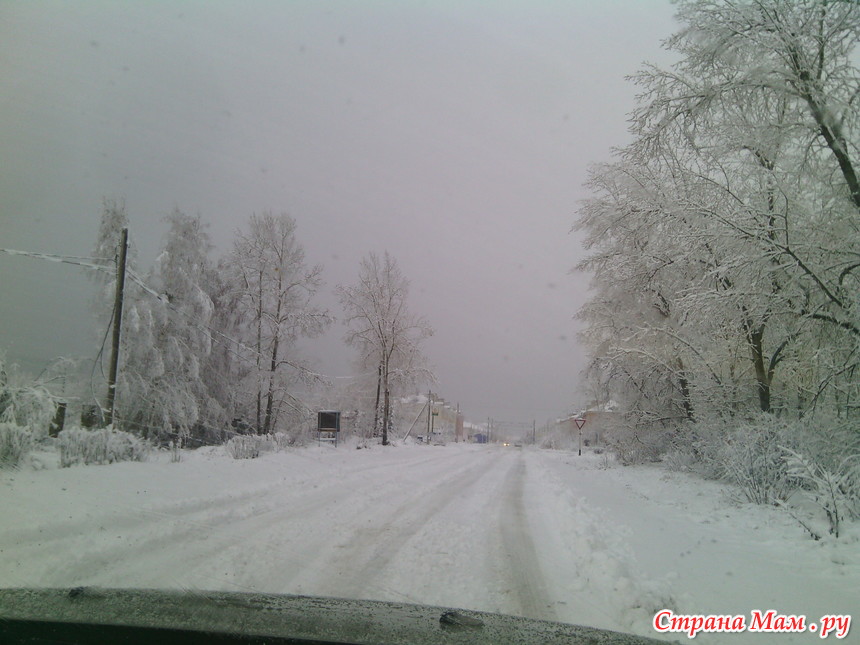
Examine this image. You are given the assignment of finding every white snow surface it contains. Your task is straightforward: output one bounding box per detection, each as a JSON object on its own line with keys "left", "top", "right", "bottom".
{"left": 1, "top": 443, "right": 858, "bottom": 643}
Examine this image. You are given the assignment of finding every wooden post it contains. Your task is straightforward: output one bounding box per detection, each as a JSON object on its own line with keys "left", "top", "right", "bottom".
{"left": 105, "top": 227, "right": 128, "bottom": 427}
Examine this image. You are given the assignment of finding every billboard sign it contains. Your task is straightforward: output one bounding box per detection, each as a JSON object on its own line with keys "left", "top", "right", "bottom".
{"left": 318, "top": 411, "right": 341, "bottom": 432}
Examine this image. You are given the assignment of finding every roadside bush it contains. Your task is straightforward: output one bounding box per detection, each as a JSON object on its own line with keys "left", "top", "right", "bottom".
{"left": 609, "top": 426, "right": 674, "bottom": 466}
{"left": 639, "top": 409, "right": 859, "bottom": 539}
{"left": 662, "top": 448, "right": 696, "bottom": 473}
{"left": 718, "top": 416, "right": 797, "bottom": 505}
{"left": 782, "top": 449, "right": 858, "bottom": 539}
{"left": 0, "top": 422, "right": 34, "bottom": 468}
{"left": 779, "top": 417, "right": 860, "bottom": 540}
{"left": 58, "top": 426, "right": 150, "bottom": 467}
{"left": 225, "top": 432, "right": 297, "bottom": 459}
{"left": 226, "top": 434, "right": 268, "bottom": 459}
{"left": 0, "top": 354, "right": 57, "bottom": 437}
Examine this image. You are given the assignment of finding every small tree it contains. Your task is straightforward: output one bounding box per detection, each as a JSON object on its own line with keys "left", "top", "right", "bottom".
{"left": 337, "top": 252, "right": 433, "bottom": 445}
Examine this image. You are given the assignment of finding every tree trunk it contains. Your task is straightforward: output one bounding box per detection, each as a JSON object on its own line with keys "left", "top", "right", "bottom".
{"left": 255, "top": 268, "right": 264, "bottom": 434}
{"left": 372, "top": 363, "right": 381, "bottom": 438}
{"left": 749, "top": 325, "right": 771, "bottom": 413}
{"left": 678, "top": 373, "right": 694, "bottom": 421}
{"left": 382, "top": 386, "right": 390, "bottom": 446}
{"left": 264, "top": 331, "right": 279, "bottom": 434}
{"left": 381, "top": 362, "right": 390, "bottom": 446}
{"left": 264, "top": 279, "right": 284, "bottom": 434}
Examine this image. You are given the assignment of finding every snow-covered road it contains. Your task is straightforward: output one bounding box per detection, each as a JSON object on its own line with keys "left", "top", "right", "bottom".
{"left": 2, "top": 443, "right": 858, "bottom": 643}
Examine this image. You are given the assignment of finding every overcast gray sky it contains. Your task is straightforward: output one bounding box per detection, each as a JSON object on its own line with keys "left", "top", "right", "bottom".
{"left": 0, "top": 1, "right": 678, "bottom": 426}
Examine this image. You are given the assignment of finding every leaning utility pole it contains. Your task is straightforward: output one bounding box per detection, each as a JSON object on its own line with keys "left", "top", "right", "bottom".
{"left": 427, "top": 390, "right": 433, "bottom": 440}
{"left": 104, "top": 227, "right": 128, "bottom": 427}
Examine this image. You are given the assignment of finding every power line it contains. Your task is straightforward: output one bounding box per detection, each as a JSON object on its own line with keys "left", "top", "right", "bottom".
{"left": 0, "top": 248, "right": 113, "bottom": 272}
{"left": 4, "top": 242, "right": 384, "bottom": 429}
{"left": 2, "top": 244, "right": 375, "bottom": 383}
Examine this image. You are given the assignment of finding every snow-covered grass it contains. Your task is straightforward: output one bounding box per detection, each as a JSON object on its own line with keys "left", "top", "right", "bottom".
{"left": 0, "top": 442, "right": 857, "bottom": 644}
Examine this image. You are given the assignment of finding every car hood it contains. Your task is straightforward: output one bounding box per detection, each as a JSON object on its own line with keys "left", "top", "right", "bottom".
{"left": 0, "top": 587, "right": 671, "bottom": 644}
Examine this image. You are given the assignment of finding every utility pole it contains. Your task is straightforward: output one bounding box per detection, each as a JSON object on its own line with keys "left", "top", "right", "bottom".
{"left": 105, "top": 227, "right": 128, "bottom": 427}
{"left": 427, "top": 390, "right": 432, "bottom": 441}
{"left": 533, "top": 419, "right": 536, "bottom": 445}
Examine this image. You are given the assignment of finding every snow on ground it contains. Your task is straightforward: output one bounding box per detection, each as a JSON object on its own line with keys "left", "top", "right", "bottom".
{"left": 1, "top": 442, "right": 858, "bottom": 643}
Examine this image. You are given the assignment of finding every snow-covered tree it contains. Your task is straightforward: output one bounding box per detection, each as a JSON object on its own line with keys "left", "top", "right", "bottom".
{"left": 576, "top": 0, "right": 860, "bottom": 460}
{"left": 91, "top": 208, "right": 219, "bottom": 442}
{"left": 226, "top": 212, "right": 331, "bottom": 435}
{"left": 120, "top": 210, "right": 217, "bottom": 441}
{"left": 337, "top": 252, "right": 433, "bottom": 445}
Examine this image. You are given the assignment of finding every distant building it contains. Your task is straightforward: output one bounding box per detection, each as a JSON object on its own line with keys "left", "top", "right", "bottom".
{"left": 556, "top": 401, "right": 617, "bottom": 447}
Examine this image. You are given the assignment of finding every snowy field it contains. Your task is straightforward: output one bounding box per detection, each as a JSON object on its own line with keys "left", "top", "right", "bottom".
{"left": 1, "top": 442, "right": 858, "bottom": 643}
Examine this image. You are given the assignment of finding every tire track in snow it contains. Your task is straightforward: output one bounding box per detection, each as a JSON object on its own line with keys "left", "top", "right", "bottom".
{"left": 0, "top": 451, "right": 446, "bottom": 550}
{"left": 498, "top": 455, "right": 557, "bottom": 622}
{"left": 289, "top": 447, "right": 502, "bottom": 600}
{"left": 31, "top": 448, "right": 488, "bottom": 591}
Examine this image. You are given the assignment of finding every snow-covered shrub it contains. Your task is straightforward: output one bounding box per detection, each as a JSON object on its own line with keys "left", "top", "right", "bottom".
{"left": 662, "top": 417, "right": 731, "bottom": 480}
{"left": 609, "top": 426, "right": 673, "bottom": 466}
{"left": 58, "top": 427, "right": 150, "bottom": 467}
{"left": 718, "top": 416, "right": 796, "bottom": 505}
{"left": 598, "top": 450, "right": 615, "bottom": 470}
{"left": 688, "top": 429, "right": 729, "bottom": 481}
{"left": 782, "top": 448, "right": 860, "bottom": 539}
{"left": 271, "top": 431, "right": 298, "bottom": 449}
{"left": 0, "top": 356, "right": 59, "bottom": 468}
{"left": 0, "top": 423, "right": 34, "bottom": 468}
{"left": 226, "top": 434, "right": 265, "bottom": 459}
{"left": 662, "top": 448, "right": 696, "bottom": 473}
{"left": 0, "top": 354, "right": 57, "bottom": 437}
{"left": 225, "top": 432, "right": 297, "bottom": 459}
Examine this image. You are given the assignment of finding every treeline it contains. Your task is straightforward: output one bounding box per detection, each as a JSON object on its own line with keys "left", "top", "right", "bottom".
{"left": 89, "top": 205, "right": 331, "bottom": 445}
{"left": 575, "top": 0, "right": 859, "bottom": 535}
{"left": 84, "top": 205, "right": 432, "bottom": 447}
